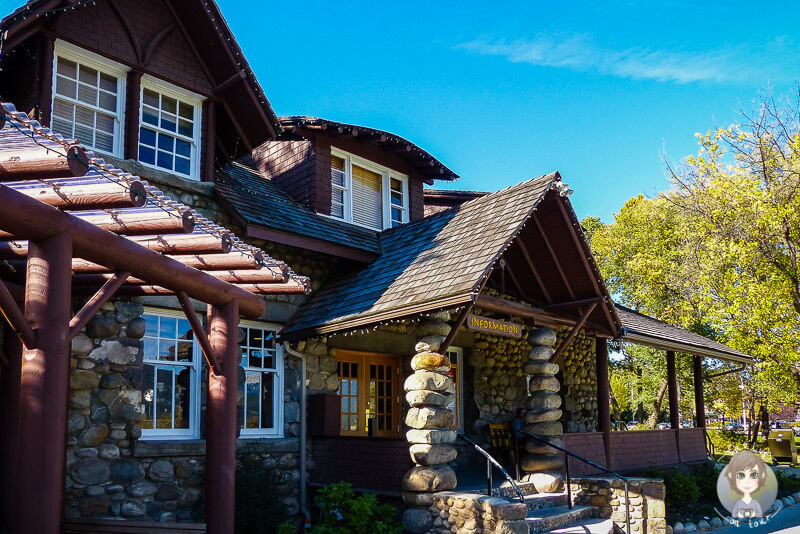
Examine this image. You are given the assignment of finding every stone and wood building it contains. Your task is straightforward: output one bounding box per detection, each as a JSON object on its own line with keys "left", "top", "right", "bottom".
{"left": 0, "top": 1, "right": 753, "bottom": 534}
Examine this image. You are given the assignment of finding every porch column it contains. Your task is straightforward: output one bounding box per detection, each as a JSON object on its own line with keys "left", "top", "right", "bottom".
{"left": 666, "top": 351, "right": 680, "bottom": 429}
{"left": 521, "top": 327, "right": 564, "bottom": 493}
{"left": 693, "top": 355, "right": 705, "bottom": 428}
{"left": 0, "top": 326, "right": 22, "bottom": 531}
{"left": 595, "top": 337, "right": 612, "bottom": 469}
{"left": 16, "top": 233, "right": 72, "bottom": 534}
{"left": 402, "top": 314, "right": 457, "bottom": 534}
{"left": 206, "top": 299, "right": 240, "bottom": 534}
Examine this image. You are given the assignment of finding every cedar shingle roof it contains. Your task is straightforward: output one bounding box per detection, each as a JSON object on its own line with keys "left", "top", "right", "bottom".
{"left": 616, "top": 304, "right": 752, "bottom": 363}
{"left": 215, "top": 162, "right": 380, "bottom": 254}
{"left": 280, "top": 173, "right": 561, "bottom": 339}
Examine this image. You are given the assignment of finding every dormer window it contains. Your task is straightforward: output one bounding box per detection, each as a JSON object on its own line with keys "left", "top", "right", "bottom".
{"left": 138, "top": 77, "right": 203, "bottom": 180}
{"left": 329, "top": 148, "right": 409, "bottom": 230}
{"left": 50, "top": 41, "right": 127, "bottom": 156}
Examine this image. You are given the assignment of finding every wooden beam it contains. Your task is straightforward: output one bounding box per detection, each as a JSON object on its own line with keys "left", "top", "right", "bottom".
{"left": 72, "top": 267, "right": 286, "bottom": 286}
{"left": 0, "top": 184, "right": 265, "bottom": 318}
{"left": 393, "top": 145, "right": 412, "bottom": 153}
{"left": 440, "top": 304, "right": 473, "bottom": 354}
{"left": 544, "top": 297, "right": 604, "bottom": 312}
{"left": 474, "top": 293, "right": 573, "bottom": 327}
{"left": 499, "top": 259, "right": 526, "bottom": 297}
{"left": 367, "top": 133, "right": 388, "bottom": 143}
{"left": 0, "top": 209, "right": 194, "bottom": 239}
{"left": 0, "top": 145, "right": 89, "bottom": 180}
{"left": 596, "top": 338, "right": 612, "bottom": 469}
{"left": 112, "top": 280, "right": 308, "bottom": 296}
{"left": 693, "top": 355, "right": 706, "bottom": 428}
{"left": 13, "top": 180, "right": 146, "bottom": 209}
{"left": 0, "top": 281, "right": 35, "bottom": 349}
{"left": 412, "top": 159, "right": 435, "bottom": 167}
{"left": 549, "top": 303, "right": 597, "bottom": 363}
{"left": 516, "top": 240, "right": 551, "bottom": 303}
{"left": 176, "top": 291, "right": 221, "bottom": 374}
{"left": 68, "top": 272, "right": 130, "bottom": 339}
{"left": 213, "top": 71, "right": 246, "bottom": 95}
{"left": 220, "top": 99, "right": 253, "bottom": 153}
{"left": 531, "top": 211, "right": 575, "bottom": 300}
{"left": 667, "top": 351, "right": 680, "bottom": 430}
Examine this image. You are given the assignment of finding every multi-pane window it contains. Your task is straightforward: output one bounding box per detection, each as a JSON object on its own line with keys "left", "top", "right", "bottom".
{"left": 141, "top": 311, "right": 200, "bottom": 438}
{"left": 51, "top": 42, "right": 126, "bottom": 155}
{"left": 328, "top": 148, "right": 409, "bottom": 230}
{"left": 337, "top": 351, "right": 400, "bottom": 437}
{"left": 239, "top": 323, "right": 283, "bottom": 437}
{"left": 139, "top": 78, "right": 202, "bottom": 180}
{"left": 445, "top": 347, "right": 463, "bottom": 431}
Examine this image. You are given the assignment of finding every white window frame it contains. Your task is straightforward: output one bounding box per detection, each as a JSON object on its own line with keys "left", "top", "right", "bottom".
{"left": 138, "top": 76, "right": 204, "bottom": 181}
{"left": 328, "top": 147, "right": 409, "bottom": 230}
{"left": 51, "top": 40, "right": 128, "bottom": 157}
{"left": 140, "top": 308, "right": 202, "bottom": 440}
{"left": 238, "top": 320, "right": 284, "bottom": 438}
{"left": 445, "top": 347, "right": 464, "bottom": 432}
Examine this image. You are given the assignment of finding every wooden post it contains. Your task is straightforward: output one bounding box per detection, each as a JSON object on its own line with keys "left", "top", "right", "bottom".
{"left": 667, "top": 351, "right": 680, "bottom": 429}
{"left": 16, "top": 232, "right": 72, "bottom": 534}
{"left": 0, "top": 326, "right": 22, "bottom": 531}
{"left": 125, "top": 71, "right": 142, "bottom": 161}
{"left": 206, "top": 299, "right": 240, "bottom": 534}
{"left": 596, "top": 337, "right": 612, "bottom": 469}
{"left": 693, "top": 355, "right": 706, "bottom": 428}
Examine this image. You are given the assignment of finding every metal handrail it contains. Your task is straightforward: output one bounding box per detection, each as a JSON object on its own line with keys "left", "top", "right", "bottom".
{"left": 703, "top": 427, "right": 716, "bottom": 460}
{"left": 522, "top": 432, "right": 631, "bottom": 534}
{"left": 456, "top": 434, "right": 526, "bottom": 505}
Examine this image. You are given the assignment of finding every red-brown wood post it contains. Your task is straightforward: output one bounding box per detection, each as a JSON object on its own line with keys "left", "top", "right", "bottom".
{"left": 206, "top": 299, "right": 239, "bottom": 534}
{"left": 16, "top": 232, "right": 72, "bottom": 534}
{"left": 595, "top": 337, "right": 612, "bottom": 469}
{"left": 693, "top": 355, "right": 706, "bottom": 428}
{"left": 0, "top": 326, "right": 22, "bottom": 531}
{"left": 666, "top": 350, "right": 682, "bottom": 462}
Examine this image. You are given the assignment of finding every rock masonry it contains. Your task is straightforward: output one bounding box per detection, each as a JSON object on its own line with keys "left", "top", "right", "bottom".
{"left": 572, "top": 477, "right": 667, "bottom": 534}
{"left": 401, "top": 312, "right": 459, "bottom": 534}
{"left": 520, "top": 327, "right": 564, "bottom": 494}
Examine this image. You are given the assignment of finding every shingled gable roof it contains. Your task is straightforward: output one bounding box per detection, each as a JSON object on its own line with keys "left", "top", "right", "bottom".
{"left": 616, "top": 304, "right": 752, "bottom": 364}
{"left": 281, "top": 172, "right": 602, "bottom": 339}
{"left": 214, "top": 162, "right": 381, "bottom": 259}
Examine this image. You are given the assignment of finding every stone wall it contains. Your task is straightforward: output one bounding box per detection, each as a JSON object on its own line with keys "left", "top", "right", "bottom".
{"left": 570, "top": 477, "right": 666, "bottom": 534}
{"left": 64, "top": 298, "right": 303, "bottom": 523}
{"left": 427, "top": 492, "right": 528, "bottom": 534}
{"left": 554, "top": 327, "right": 598, "bottom": 434}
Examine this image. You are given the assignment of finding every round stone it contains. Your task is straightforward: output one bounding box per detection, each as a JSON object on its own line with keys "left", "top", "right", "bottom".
{"left": 527, "top": 471, "right": 563, "bottom": 493}
{"left": 709, "top": 518, "right": 723, "bottom": 528}
{"left": 406, "top": 390, "right": 449, "bottom": 407}
{"left": 525, "top": 409, "right": 562, "bottom": 423}
{"left": 72, "top": 334, "right": 94, "bottom": 356}
{"left": 127, "top": 481, "right": 157, "bottom": 497}
{"left": 528, "top": 345, "right": 556, "bottom": 361}
{"left": 70, "top": 370, "right": 100, "bottom": 391}
{"left": 175, "top": 461, "right": 193, "bottom": 478}
{"left": 523, "top": 361, "right": 560, "bottom": 376}
{"left": 406, "top": 429, "right": 457, "bottom": 444}
{"left": 529, "top": 327, "right": 557, "bottom": 347}
{"left": 523, "top": 421, "right": 562, "bottom": 436}
{"left": 525, "top": 392, "right": 562, "bottom": 410}
{"left": 402, "top": 508, "right": 434, "bottom": 534}
{"left": 126, "top": 317, "right": 146, "bottom": 339}
{"left": 98, "top": 444, "right": 120, "bottom": 460}
{"left": 415, "top": 335, "right": 445, "bottom": 353}
{"left": 86, "top": 317, "right": 119, "bottom": 339}
{"left": 406, "top": 406, "right": 455, "bottom": 429}
{"left": 100, "top": 373, "right": 124, "bottom": 390}
{"left": 402, "top": 465, "right": 457, "bottom": 492}
{"left": 71, "top": 458, "right": 110, "bottom": 485}
{"left": 697, "top": 520, "right": 710, "bottom": 530}
{"left": 68, "top": 411, "right": 86, "bottom": 433}
{"left": 403, "top": 491, "right": 435, "bottom": 507}
{"left": 148, "top": 460, "right": 174, "bottom": 481}
{"left": 525, "top": 437, "right": 564, "bottom": 455}
{"left": 79, "top": 424, "right": 109, "bottom": 447}
{"left": 404, "top": 370, "right": 452, "bottom": 392}
{"left": 521, "top": 454, "right": 564, "bottom": 472}
{"left": 78, "top": 498, "right": 110, "bottom": 516}
{"left": 121, "top": 500, "right": 146, "bottom": 517}
{"left": 157, "top": 483, "right": 180, "bottom": 501}
{"left": 529, "top": 376, "right": 560, "bottom": 393}
{"left": 412, "top": 320, "right": 451, "bottom": 337}
{"left": 110, "top": 459, "right": 145, "bottom": 484}
{"left": 409, "top": 444, "right": 457, "bottom": 466}
{"left": 411, "top": 352, "right": 451, "bottom": 372}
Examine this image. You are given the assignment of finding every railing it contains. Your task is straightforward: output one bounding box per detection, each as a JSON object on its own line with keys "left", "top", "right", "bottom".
{"left": 521, "top": 432, "right": 631, "bottom": 534}
{"left": 456, "top": 435, "right": 525, "bottom": 504}
{"left": 703, "top": 427, "right": 716, "bottom": 460}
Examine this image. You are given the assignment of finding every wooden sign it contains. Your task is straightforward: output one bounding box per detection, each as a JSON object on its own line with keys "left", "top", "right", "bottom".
{"left": 466, "top": 314, "right": 522, "bottom": 339}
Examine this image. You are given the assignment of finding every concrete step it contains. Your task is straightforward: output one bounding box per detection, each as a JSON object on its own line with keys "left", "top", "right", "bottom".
{"left": 547, "top": 518, "right": 616, "bottom": 534}
{"left": 523, "top": 491, "right": 569, "bottom": 511}
{"left": 526, "top": 505, "right": 592, "bottom": 533}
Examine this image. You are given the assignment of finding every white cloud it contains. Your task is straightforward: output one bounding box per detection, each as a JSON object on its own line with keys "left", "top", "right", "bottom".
{"left": 456, "top": 33, "right": 792, "bottom": 84}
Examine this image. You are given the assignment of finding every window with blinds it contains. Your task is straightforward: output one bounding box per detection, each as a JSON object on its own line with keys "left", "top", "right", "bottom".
{"left": 328, "top": 149, "right": 409, "bottom": 230}
{"left": 51, "top": 42, "right": 126, "bottom": 156}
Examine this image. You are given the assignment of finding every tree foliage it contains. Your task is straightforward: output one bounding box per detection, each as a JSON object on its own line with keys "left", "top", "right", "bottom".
{"left": 587, "top": 89, "right": 800, "bottom": 417}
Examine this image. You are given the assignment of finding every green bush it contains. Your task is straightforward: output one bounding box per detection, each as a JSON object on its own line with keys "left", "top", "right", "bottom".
{"left": 665, "top": 470, "right": 701, "bottom": 509}
{"left": 707, "top": 428, "right": 761, "bottom": 453}
{"left": 306, "top": 482, "right": 402, "bottom": 534}
{"left": 235, "top": 455, "right": 289, "bottom": 533}
{"left": 775, "top": 470, "right": 800, "bottom": 497}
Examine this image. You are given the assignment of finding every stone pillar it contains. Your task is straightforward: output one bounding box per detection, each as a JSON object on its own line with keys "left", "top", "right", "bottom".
{"left": 521, "top": 327, "right": 564, "bottom": 493}
{"left": 401, "top": 315, "right": 458, "bottom": 534}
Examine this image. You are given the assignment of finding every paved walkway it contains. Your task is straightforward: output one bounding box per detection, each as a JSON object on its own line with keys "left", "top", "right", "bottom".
{"left": 709, "top": 505, "right": 800, "bottom": 534}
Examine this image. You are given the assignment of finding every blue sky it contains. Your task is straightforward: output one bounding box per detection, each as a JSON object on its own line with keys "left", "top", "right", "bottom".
{"left": 3, "top": 1, "right": 798, "bottom": 222}
{"left": 215, "top": 0, "right": 800, "bottom": 222}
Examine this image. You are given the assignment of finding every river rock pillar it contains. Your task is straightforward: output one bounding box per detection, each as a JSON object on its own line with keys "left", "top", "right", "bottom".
{"left": 401, "top": 315, "right": 458, "bottom": 534}
{"left": 521, "top": 326, "right": 564, "bottom": 493}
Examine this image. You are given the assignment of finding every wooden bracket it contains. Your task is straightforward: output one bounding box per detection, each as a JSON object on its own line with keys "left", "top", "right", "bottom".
{"left": 704, "top": 363, "right": 747, "bottom": 380}
{"left": 176, "top": 291, "right": 222, "bottom": 374}
{"left": 68, "top": 271, "right": 131, "bottom": 339}
{"left": 440, "top": 304, "right": 474, "bottom": 355}
{"left": 0, "top": 280, "right": 36, "bottom": 349}
{"left": 549, "top": 302, "right": 597, "bottom": 363}
{"left": 544, "top": 297, "right": 604, "bottom": 312}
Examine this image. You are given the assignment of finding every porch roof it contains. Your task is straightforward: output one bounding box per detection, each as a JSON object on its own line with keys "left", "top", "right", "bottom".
{"left": 616, "top": 304, "right": 752, "bottom": 363}
{"left": 281, "top": 173, "right": 621, "bottom": 340}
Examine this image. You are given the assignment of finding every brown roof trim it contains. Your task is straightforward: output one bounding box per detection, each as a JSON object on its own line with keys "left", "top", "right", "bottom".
{"left": 245, "top": 225, "right": 378, "bottom": 264}
{"left": 279, "top": 116, "right": 458, "bottom": 181}
{"left": 424, "top": 189, "right": 488, "bottom": 200}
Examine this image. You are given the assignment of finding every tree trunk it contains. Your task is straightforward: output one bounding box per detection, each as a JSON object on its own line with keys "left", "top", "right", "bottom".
{"left": 646, "top": 379, "right": 669, "bottom": 429}
{"left": 610, "top": 386, "right": 622, "bottom": 425}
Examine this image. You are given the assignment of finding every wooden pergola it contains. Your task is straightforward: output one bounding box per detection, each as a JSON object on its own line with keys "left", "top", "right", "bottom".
{"left": 0, "top": 102, "right": 308, "bottom": 534}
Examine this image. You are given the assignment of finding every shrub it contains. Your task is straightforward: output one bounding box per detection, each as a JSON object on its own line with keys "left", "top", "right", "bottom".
{"left": 235, "top": 455, "right": 289, "bottom": 533}
{"left": 664, "top": 470, "right": 701, "bottom": 509}
{"left": 311, "top": 482, "right": 402, "bottom": 534}
{"left": 775, "top": 470, "right": 800, "bottom": 497}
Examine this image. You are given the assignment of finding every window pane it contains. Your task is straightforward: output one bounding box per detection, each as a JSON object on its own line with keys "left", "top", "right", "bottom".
{"left": 264, "top": 331, "right": 276, "bottom": 350}
{"left": 341, "top": 380, "right": 349, "bottom": 396}
{"left": 139, "top": 144, "right": 156, "bottom": 165}
{"left": 157, "top": 150, "right": 173, "bottom": 170}
{"left": 159, "top": 339, "right": 175, "bottom": 361}
{"left": 248, "top": 329, "right": 262, "bottom": 354}
{"left": 155, "top": 366, "right": 173, "bottom": 429}
{"left": 74, "top": 124, "right": 93, "bottom": 147}
{"left": 51, "top": 117, "right": 73, "bottom": 139}
{"left": 77, "top": 84, "right": 97, "bottom": 106}
{"left": 144, "top": 314, "right": 159, "bottom": 336}
{"left": 99, "top": 72, "right": 116, "bottom": 92}
{"left": 143, "top": 88, "right": 159, "bottom": 108}
{"left": 160, "top": 316, "right": 177, "bottom": 338}
{"left": 142, "top": 363, "right": 155, "bottom": 429}
{"left": 245, "top": 372, "right": 259, "bottom": 428}
{"left": 142, "top": 106, "right": 159, "bottom": 126}
{"left": 178, "top": 119, "right": 193, "bottom": 137}
{"left": 55, "top": 77, "right": 77, "bottom": 99}
{"left": 57, "top": 57, "right": 77, "bottom": 78}
{"left": 95, "top": 132, "right": 113, "bottom": 153}
{"left": 260, "top": 372, "right": 274, "bottom": 429}
{"left": 178, "top": 319, "right": 193, "bottom": 340}
{"left": 176, "top": 139, "right": 191, "bottom": 158}
{"left": 78, "top": 64, "right": 97, "bottom": 85}
{"left": 143, "top": 337, "right": 157, "bottom": 359}
{"left": 160, "top": 112, "right": 177, "bottom": 132}
{"left": 351, "top": 164, "right": 383, "bottom": 229}
{"left": 98, "top": 91, "right": 116, "bottom": 112}
{"left": 96, "top": 113, "right": 114, "bottom": 134}
{"left": 139, "top": 128, "right": 156, "bottom": 147}
{"left": 75, "top": 106, "right": 94, "bottom": 126}
{"left": 249, "top": 349, "right": 263, "bottom": 369}
{"left": 162, "top": 95, "right": 177, "bottom": 114}
{"left": 177, "top": 341, "right": 193, "bottom": 362}
{"left": 179, "top": 102, "right": 194, "bottom": 120}
{"left": 175, "top": 157, "right": 190, "bottom": 176}
{"left": 174, "top": 367, "right": 192, "bottom": 429}
{"left": 391, "top": 191, "right": 403, "bottom": 207}
{"left": 158, "top": 133, "right": 174, "bottom": 152}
